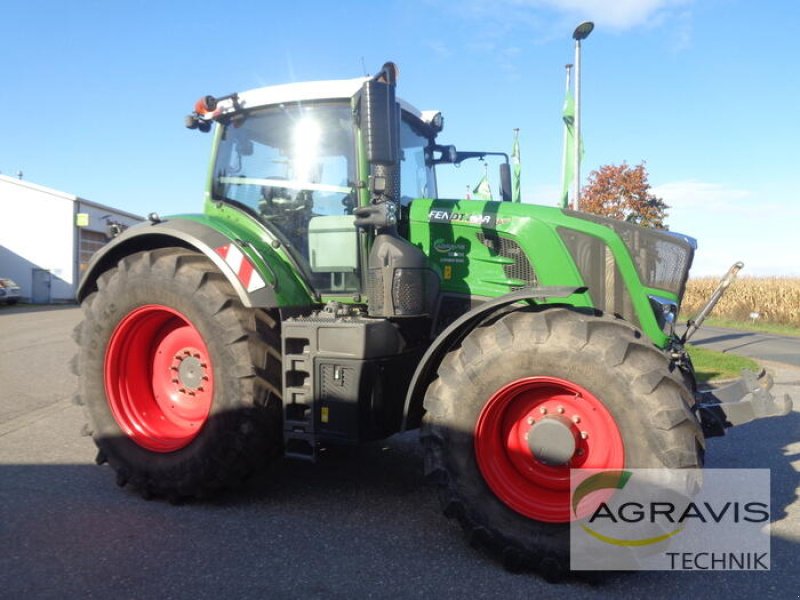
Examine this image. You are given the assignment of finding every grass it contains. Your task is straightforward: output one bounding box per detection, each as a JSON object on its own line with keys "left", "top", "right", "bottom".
{"left": 697, "top": 317, "right": 800, "bottom": 338}
{"left": 685, "top": 344, "right": 760, "bottom": 384}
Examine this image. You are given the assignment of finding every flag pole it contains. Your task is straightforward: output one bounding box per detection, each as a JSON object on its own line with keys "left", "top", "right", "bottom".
{"left": 572, "top": 21, "right": 594, "bottom": 210}
{"left": 560, "top": 64, "right": 573, "bottom": 208}
{"left": 511, "top": 128, "right": 521, "bottom": 203}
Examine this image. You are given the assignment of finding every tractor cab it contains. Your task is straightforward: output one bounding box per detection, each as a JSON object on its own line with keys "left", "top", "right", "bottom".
{"left": 199, "top": 75, "right": 440, "bottom": 299}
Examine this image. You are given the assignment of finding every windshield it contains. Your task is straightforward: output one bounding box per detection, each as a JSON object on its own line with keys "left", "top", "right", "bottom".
{"left": 213, "top": 101, "right": 359, "bottom": 294}
{"left": 214, "top": 102, "right": 356, "bottom": 219}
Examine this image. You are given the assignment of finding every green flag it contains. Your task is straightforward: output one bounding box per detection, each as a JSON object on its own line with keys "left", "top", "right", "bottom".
{"left": 511, "top": 129, "right": 521, "bottom": 203}
{"left": 473, "top": 167, "right": 493, "bottom": 200}
{"left": 561, "top": 91, "right": 576, "bottom": 208}
{"left": 561, "top": 90, "right": 584, "bottom": 208}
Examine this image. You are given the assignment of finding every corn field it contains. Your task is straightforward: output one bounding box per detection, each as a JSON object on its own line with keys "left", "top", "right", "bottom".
{"left": 682, "top": 277, "right": 800, "bottom": 327}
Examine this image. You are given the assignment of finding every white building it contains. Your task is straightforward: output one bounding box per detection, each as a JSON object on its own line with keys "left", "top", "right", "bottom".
{"left": 0, "top": 175, "right": 143, "bottom": 303}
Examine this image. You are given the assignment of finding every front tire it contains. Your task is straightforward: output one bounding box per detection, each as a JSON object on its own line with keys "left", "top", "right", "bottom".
{"left": 421, "top": 308, "right": 703, "bottom": 574}
{"left": 74, "top": 248, "right": 283, "bottom": 499}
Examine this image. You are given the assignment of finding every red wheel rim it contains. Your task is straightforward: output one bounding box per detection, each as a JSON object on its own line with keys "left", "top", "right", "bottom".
{"left": 474, "top": 376, "right": 624, "bottom": 523}
{"left": 104, "top": 305, "right": 214, "bottom": 452}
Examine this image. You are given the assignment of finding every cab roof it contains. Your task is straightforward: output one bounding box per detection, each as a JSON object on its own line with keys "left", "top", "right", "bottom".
{"left": 220, "top": 76, "right": 435, "bottom": 124}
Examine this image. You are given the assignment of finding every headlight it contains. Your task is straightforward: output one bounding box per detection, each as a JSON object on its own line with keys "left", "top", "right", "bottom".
{"left": 648, "top": 295, "right": 678, "bottom": 336}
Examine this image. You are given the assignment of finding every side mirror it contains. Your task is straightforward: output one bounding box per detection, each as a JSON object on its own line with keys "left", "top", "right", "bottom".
{"left": 499, "top": 163, "right": 512, "bottom": 202}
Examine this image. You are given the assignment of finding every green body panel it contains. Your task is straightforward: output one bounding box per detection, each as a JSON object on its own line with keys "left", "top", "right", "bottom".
{"left": 185, "top": 187, "right": 670, "bottom": 346}
{"left": 407, "top": 198, "right": 669, "bottom": 347}
{"left": 179, "top": 209, "right": 315, "bottom": 307}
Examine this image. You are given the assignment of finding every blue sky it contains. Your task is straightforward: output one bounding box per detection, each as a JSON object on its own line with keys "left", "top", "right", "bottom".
{"left": 1, "top": 0, "right": 797, "bottom": 276}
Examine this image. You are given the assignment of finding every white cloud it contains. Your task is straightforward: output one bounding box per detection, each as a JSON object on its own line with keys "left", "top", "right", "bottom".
{"left": 426, "top": 41, "right": 453, "bottom": 60}
{"left": 670, "top": 9, "right": 693, "bottom": 52}
{"left": 653, "top": 180, "right": 800, "bottom": 277}
{"left": 439, "top": 0, "right": 696, "bottom": 56}
{"left": 509, "top": 0, "right": 693, "bottom": 31}
{"left": 653, "top": 180, "right": 752, "bottom": 210}
{"left": 654, "top": 180, "right": 800, "bottom": 218}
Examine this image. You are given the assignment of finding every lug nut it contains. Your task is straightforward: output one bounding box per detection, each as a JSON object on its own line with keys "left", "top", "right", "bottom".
{"left": 572, "top": 415, "right": 581, "bottom": 424}
{"left": 527, "top": 416, "right": 535, "bottom": 425}
{"left": 539, "top": 407, "right": 548, "bottom": 415}
{"left": 557, "top": 406, "right": 565, "bottom": 414}
{"left": 580, "top": 431, "right": 589, "bottom": 440}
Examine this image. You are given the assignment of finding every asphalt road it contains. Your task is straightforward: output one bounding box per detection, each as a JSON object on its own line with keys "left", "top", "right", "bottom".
{"left": 1, "top": 306, "right": 798, "bottom": 599}
{"left": 681, "top": 325, "right": 800, "bottom": 367}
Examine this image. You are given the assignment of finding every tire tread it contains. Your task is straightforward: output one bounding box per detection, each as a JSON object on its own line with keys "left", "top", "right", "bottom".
{"left": 73, "top": 248, "right": 283, "bottom": 499}
{"left": 421, "top": 307, "right": 704, "bottom": 574}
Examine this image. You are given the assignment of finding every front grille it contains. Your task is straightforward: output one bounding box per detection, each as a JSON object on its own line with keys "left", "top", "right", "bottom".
{"left": 565, "top": 211, "right": 694, "bottom": 299}
{"left": 476, "top": 233, "right": 538, "bottom": 290}
{"left": 558, "top": 228, "right": 640, "bottom": 328}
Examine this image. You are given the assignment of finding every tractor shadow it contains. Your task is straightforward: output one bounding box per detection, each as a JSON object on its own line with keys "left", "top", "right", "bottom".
{"left": 232, "top": 430, "right": 430, "bottom": 508}
{"left": 222, "top": 402, "right": 800, "bottom": 586}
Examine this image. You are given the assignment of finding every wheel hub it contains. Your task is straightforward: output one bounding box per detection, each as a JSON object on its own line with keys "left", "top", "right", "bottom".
{"left": 474, "top": 376, "right": 624, "bottom": 522}
{"left": 527, "top": 416, "right": 578, "bottom": 466}
{"left": 175, "top": 352, "right": 206, "bottom": 391}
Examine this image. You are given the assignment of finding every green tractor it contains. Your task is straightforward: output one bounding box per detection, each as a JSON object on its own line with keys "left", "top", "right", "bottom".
{"left": 74, "top": 62, "right": 791, "bottom": 572}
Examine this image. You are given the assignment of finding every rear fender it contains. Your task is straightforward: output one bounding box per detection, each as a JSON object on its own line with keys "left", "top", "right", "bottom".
{"left": 401, "top": 286, "right": 585, "bottom": 431}
{"left": 77, "top": 217, "right": 293, "bottom": 308}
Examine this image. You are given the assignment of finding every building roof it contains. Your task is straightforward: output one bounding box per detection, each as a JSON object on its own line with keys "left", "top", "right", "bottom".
{"left": 0, "top": 173, "right": 76, "bottom": 202}
{"left": 0, "top": 174, "right": 143, "bottom": 221}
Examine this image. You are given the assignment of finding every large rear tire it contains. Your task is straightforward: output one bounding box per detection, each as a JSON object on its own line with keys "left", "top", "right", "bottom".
{"left": 421, "top": 308, "right": 703, "bottom": 576}
{"left": 73, "top": 248, "right": 283, "bottom": 499}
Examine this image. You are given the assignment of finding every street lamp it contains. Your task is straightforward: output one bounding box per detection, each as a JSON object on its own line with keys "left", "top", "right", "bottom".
{"left": 572, "top": 21, "right": 594, "bottom": 210}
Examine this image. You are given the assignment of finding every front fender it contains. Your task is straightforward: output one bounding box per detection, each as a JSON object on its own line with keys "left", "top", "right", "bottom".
{"left": 77, "top": 216, "right": 310, "bottom": 309}
{"left": 400, "top": 286, "right": 585, "bottom": 431}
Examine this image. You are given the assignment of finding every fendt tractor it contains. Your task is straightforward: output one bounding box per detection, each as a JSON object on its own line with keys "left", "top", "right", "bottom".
{"left": 74, "top": 62, "right": 792, "bottom": 574}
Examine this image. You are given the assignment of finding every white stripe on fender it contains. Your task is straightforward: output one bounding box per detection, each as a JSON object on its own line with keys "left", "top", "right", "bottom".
{"left": 215, "top": 244, "right": 266, "bottom": 293}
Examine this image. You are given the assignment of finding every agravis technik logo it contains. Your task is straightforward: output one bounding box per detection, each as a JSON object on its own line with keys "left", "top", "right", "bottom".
{"left": 570, "top": 469, "right": 771, "bottom": 571}
{"left": 572, "top": 470, "right": 684, "bottom": 547}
